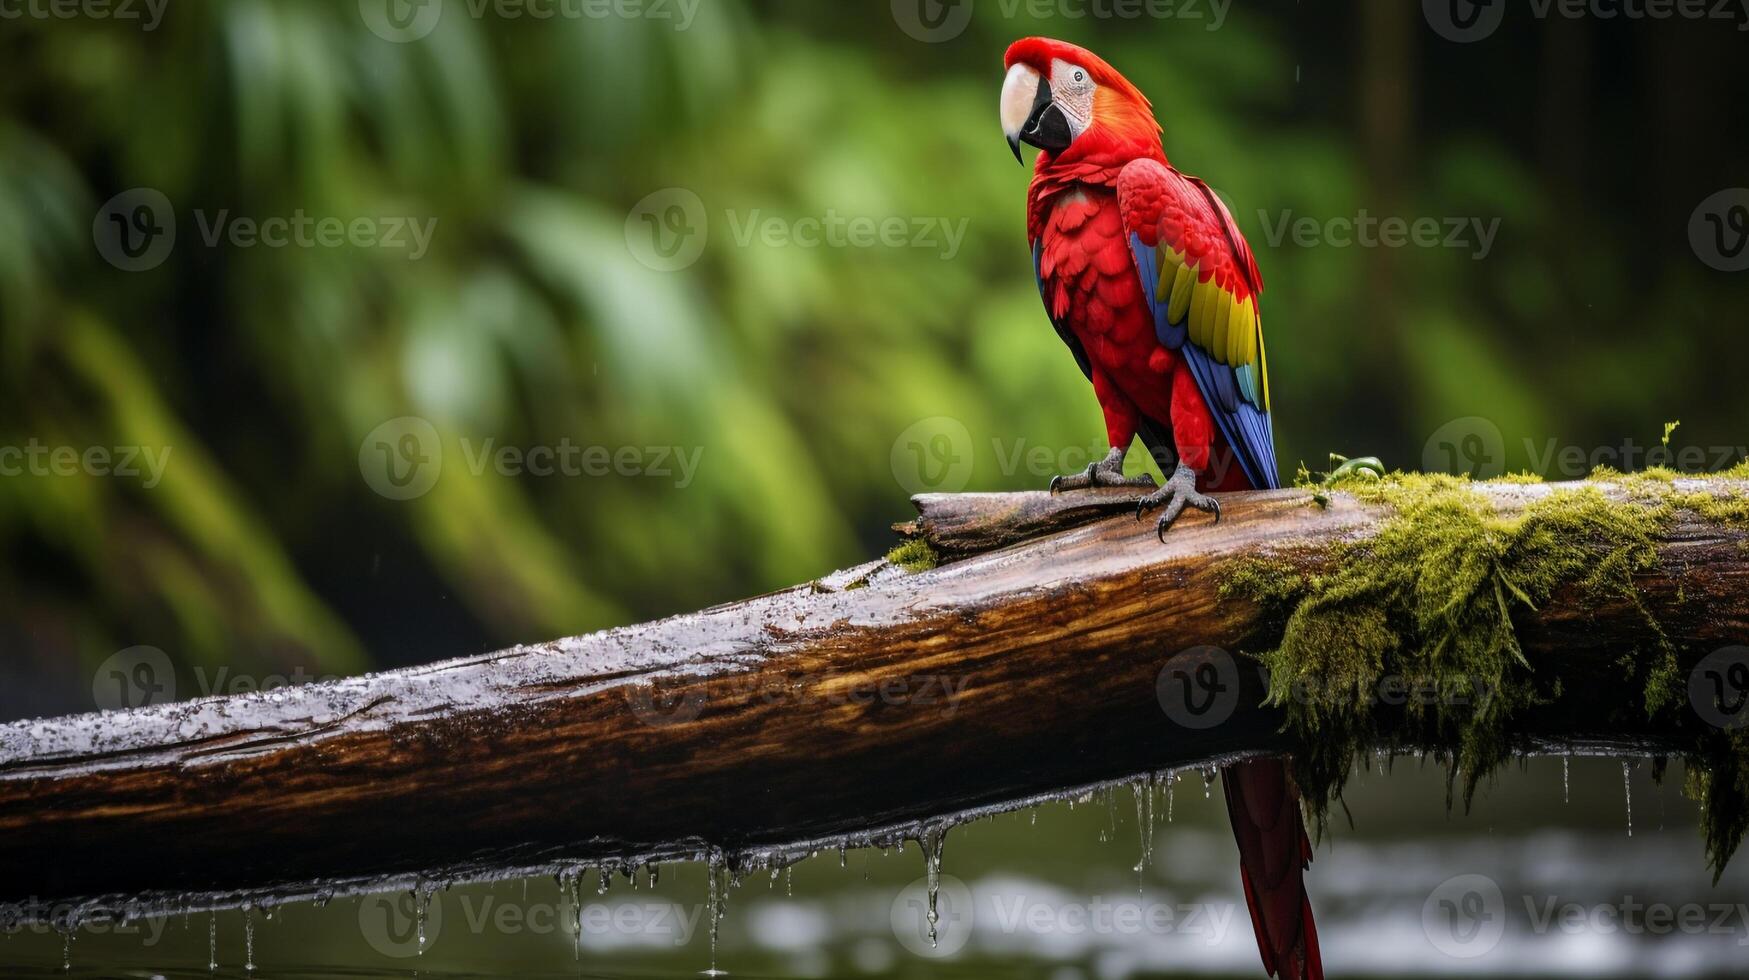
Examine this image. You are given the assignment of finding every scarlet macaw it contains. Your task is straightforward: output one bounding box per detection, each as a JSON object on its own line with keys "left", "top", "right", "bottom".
{"left": 1000, "top": 38, "right": 1320, "bottom": 980}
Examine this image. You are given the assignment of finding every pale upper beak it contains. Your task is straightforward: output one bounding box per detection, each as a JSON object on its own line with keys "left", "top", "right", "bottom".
{"left": 1000, "top": 62, "right": 1071, "bottom": 164}
{"left": 1001, "top": 63, "right": 1042, "bottom": 164}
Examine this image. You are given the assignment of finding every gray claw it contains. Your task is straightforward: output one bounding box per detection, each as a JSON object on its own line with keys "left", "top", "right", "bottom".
{"left": 1050, "top": 448, "right": 1154, "bottom": 495}
{"left": 1136, "top": 463, "right": 1221, "bottom": 539}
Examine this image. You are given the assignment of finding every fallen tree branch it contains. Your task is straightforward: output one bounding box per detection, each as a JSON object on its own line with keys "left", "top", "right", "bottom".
{"left": 2, "top": 475, "right": 1746, "bottom": 925}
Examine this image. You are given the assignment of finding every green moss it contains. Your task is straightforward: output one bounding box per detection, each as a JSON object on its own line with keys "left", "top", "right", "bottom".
{"left": 1220, "top": 471, "right": 1749, "bottom": 859}
{"left": 885, "top": 538, "right": 939, "bottom": 574}
{"left": 1687, "top": 732, "right": 1749, "bottom": 882}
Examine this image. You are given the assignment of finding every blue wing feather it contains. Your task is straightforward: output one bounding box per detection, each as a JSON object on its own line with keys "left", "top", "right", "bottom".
{"left": 1126, "top": 233, "right": 1280, "bottom": 491}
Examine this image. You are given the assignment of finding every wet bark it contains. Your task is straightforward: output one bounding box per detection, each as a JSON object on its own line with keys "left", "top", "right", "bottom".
{"left": 2, "top": 478, "right": 1746, "bottom": 925}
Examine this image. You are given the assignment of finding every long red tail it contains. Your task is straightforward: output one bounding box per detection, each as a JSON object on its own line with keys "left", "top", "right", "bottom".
{"left": 1222, "top": 757, "right": 1322, "bottom": 980}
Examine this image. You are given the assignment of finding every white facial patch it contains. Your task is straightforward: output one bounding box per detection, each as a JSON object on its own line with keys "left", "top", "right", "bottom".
{"left": 1048, "top": 58, "right": 1096, "bottom": 139}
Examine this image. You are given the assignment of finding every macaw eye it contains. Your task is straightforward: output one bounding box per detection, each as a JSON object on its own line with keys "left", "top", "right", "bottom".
{"left": 1073, "top": 70, "right": 1085, "bottom": 83}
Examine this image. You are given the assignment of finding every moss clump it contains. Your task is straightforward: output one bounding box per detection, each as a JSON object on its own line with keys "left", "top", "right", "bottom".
{"left": 885, "top": 538, "right": 939, "bottom": 574}
{"left": 1688, "top": 731, "right": 1749, "bottom": 881}
{"left": 1225, "top": 473, "right": 1673, "bottom": 829}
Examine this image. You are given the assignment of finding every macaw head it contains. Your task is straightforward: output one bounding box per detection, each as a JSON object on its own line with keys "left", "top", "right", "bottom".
{"left": 1000, "top": 37, "right": 1160, "bottom": 166}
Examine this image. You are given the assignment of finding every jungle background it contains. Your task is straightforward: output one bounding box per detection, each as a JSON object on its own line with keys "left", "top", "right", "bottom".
{"left": 3, "top": 0, "right": 1748, "bottom": 976}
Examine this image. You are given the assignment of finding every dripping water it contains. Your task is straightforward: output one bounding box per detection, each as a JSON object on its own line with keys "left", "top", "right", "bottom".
{"left": 1623, "top": 760, "right": 1634, "bottom": 837}
{"left": 243, "top": 903, "right": 255, "bottom": 972}
{"left": 413, "top": 886, "right": 430, "bottom": 955}
{"left": 920, "top": 825, "right": 947, "bottom": 949}
{"left": 703, "top": 850, "right": 726, "bottom": 977}
{"left": 1563, "top": 755, "right": 1571, "bottom": 804}
{"left": 1131, "top": 775, "right": 1156, "bottom": 875}
{"left": 208, "top": 913, "right": 217, "bottom": 972}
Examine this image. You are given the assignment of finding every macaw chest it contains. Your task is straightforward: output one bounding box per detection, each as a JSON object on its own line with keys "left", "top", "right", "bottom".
{"left": 1037, "top": 189, "right": 1182, "bottom": 395}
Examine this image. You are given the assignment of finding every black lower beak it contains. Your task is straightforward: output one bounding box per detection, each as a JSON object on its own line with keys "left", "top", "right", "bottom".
{"left": 1020, "top": 83, "right": 1072, "bottom": 154}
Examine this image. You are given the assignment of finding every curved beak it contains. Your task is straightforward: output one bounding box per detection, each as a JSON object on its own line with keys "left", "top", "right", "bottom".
{"left": 1000, "top": 64, "right": 1072, "bottom": 164}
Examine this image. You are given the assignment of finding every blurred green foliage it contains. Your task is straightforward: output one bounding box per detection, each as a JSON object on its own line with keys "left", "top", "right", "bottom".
{"left": 1, "top": 1, "right": 1745, "bottom": 707}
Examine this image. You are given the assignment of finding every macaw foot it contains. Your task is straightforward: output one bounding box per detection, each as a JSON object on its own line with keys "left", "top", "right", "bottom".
{"left": 1050, "top": 447, "right": 1158, "bottom": 493}
{"left": 1136, "top": 463, "right": 1221, "bottom": 540}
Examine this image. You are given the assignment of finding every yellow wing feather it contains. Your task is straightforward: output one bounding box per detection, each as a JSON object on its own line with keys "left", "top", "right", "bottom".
{"left": 1168, "top": 262, "right": 1196, "bottom": 323}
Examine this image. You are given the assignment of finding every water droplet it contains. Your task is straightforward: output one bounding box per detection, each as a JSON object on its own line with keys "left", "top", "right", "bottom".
{"left": 706, "top": 850, "right": 726, "bottom": 975}
{"left": 921, "top": 824, "right": 948, "bottom": 948}
{"left": 1623, "top": 760, "right": 1634, "bottom": 837}
{"left": 1132, "top": 774, "right": 1156, "bottom": 875}
{"left": 413, "top": 886, "right": 432, "bottom": 956}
